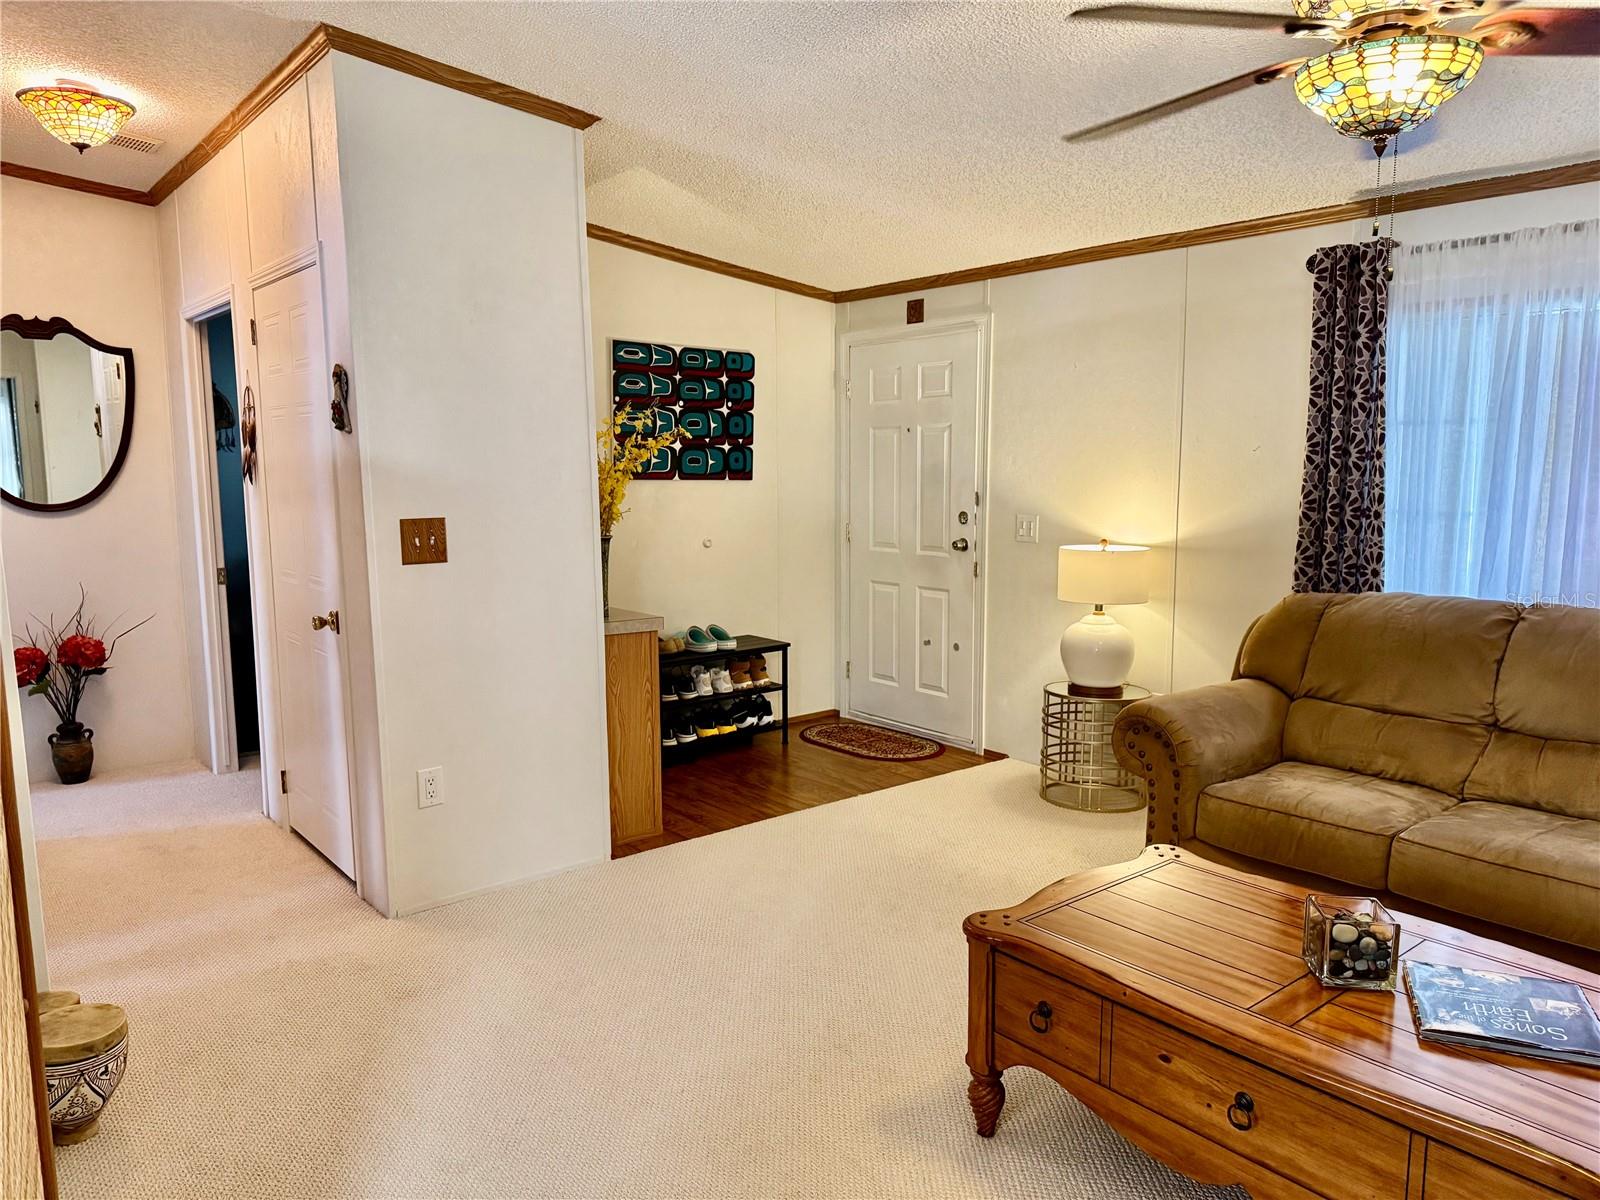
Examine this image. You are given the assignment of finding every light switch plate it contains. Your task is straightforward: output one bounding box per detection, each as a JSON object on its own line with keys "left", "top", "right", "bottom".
{"left": 400, "top": 517, "right": 447, "bottom": 565}
{"left": 1015, "top": 514, "right": 1040, "bottom": 543}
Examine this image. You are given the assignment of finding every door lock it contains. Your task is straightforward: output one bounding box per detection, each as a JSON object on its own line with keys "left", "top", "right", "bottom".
{"left": 311, "top": 610, "right": 341, "bottom": 634}
{"left": 951, "top": 537, "right": 970, "bottom": 551}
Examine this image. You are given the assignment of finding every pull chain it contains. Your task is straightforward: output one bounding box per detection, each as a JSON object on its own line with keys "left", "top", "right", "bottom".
{"left": 1371, "top": 138, "right": 1386, "bottom": 239}
{"left": 1385, "top": 135, "right": 1401, "bottom": 280}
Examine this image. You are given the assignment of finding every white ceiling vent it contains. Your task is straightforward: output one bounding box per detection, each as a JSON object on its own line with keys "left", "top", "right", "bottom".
{"left": 108, "top": 131, "right": 164, "bottom": 154}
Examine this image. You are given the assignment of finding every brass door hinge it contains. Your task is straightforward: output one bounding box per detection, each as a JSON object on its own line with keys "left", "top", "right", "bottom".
{"left": 216, "top": 566, "right": 227, "bottom": 586}
{"left": 250, "top": 318, "right": 258, "bottom": 346}
{"left": 280, "top": 769, "right": 288, "bottom": 793}
{"left": 846, "top": 661, "right": 851, "bottom": 679}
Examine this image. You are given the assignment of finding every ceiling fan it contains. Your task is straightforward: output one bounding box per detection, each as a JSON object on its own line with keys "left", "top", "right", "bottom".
{"left": 1062, "top": 0, "right": 1600, "bottom": 152}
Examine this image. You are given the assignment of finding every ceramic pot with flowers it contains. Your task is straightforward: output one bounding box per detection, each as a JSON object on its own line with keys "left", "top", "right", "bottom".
{"left": 13, "top": 588, "right": 151, "bottom": 786}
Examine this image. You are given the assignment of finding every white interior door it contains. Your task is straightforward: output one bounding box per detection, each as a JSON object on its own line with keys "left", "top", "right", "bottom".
{"left": 252, "top": 265, "right": 355, "bottom": 878}
{"left": 847, "top": 327, "right": 982, "bottom": 746}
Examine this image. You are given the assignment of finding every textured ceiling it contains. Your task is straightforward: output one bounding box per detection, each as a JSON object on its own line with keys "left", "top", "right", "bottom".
{"left": 4, "top": 1, "right": 1598, "bottom": 290}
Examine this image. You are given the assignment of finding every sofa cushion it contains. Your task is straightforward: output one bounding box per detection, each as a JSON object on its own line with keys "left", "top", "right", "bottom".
{"left": 1494, "top": 603, "right": 1600, "bottom": 744}
{"left": 1283, "top": 697, "right": 1490, "bottom": 798}
{"left": 1465, "top": 730, "right": 1600, "bottom": 821}
{"left": 1298, "top": 593, "right": 1518, "bottom": 723}
{"left": 1197, "top": 761, "right": 1457, "bottom": 890}
{"left": 1390, "top": 802, "right": 1600, "bottom": 950}
{"left": 1235, "top": 594, "right": 1336, "bottom": 695}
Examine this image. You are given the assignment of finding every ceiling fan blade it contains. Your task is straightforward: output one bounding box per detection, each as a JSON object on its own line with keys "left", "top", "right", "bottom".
{"left": 1473, "top": 7, "right": 1600, "bottom": 54}
{"left": 1062, "top": 60, "right": 1305, "bottom": 142}
{"left": 1071, "top": 5, "right": 1339, "bottom": 34}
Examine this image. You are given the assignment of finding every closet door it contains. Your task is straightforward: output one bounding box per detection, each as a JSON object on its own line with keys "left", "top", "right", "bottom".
{"left": 252, "top": 264, "right": 355, "bottom": 878}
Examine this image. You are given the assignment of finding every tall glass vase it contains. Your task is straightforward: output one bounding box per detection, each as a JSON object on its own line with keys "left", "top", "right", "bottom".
{"left": 600, "top": 534, "right": 612, "bottom": 617}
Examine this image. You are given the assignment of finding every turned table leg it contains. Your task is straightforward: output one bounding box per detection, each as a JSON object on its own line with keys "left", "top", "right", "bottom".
{"left": 968, "top": 1070, "right": 1006, "bottom": 1137}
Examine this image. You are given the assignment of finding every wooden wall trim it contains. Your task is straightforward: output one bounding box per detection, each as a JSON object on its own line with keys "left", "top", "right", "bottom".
{"left": 321, "top": 25, "right": 601, "bottom": 132}
{"left": 0, "top": 161, "right": 155, "bottom": 207}
{"left": 145, "top": 24, "right": 599, "bottom": 205}
{"left": 831, "top": 158, "right": 1600, "bottom": 302}
{"left": 147, "top": 25, "right": 332, "bottom": 204}
{"left": 586, "top": 225, "right": 837, "bottom": 302}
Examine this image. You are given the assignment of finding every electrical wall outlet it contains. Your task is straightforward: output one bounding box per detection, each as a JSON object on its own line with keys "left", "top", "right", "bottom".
{"left": 417, "top": 766, "right": 444, "bottom": 808}
{"left": 1015, "top": 514, "right": 1040, "bottom": 543}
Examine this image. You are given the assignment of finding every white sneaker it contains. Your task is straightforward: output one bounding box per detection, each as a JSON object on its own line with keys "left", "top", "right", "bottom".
{"left": 691, "top": 666, "right": 714, "bottom": 697}
{"left": 711, "top": 667, "right": 733, "bottom": 694}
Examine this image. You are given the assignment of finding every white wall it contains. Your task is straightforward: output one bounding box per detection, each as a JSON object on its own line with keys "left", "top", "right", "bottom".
{"left": 841, "top": 180, "right": 1600, "bottom": 762}
{"left": 0, "top": 177, "right": 197, "bottom": 781}
{"left": 329, "top": 53, "right": 611, "bottom": 914}
{"left": 586, "top": 242, "right": 838, "bottom": 715}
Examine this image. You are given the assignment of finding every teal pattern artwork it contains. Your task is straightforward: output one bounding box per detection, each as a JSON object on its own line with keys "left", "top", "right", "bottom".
{"left": 611, "top": 339, "right": 754, "bottom": 481}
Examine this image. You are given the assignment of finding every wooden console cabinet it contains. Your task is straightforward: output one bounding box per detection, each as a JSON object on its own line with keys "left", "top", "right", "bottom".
{"left": 603, "top": 612, "right": 663, "bottom": 852}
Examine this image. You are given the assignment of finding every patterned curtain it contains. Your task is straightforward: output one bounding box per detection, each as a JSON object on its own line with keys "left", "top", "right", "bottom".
{"left": 1292, "top": 240, "right": 1393, "bottom": 593}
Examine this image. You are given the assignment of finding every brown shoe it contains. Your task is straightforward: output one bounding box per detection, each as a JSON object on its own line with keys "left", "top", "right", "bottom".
{"left": 729, "top": 659, "right": 753, "bottom": 689}
{"left": 750, "top": 654, "right": 771, "bottom": 686}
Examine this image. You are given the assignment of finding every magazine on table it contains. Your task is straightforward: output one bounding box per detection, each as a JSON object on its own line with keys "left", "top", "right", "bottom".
{"left": 1405, "top": 961, "right": 1600, "bottom": 1066}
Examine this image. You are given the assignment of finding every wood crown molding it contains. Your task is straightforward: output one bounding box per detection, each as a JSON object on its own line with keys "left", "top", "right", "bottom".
{"left": 0, "top": 161, "right": 156, "bottom": 206}
{"left": 586, "top": 225, "right": 837, "bottom": 302}
{"left": 829, "top": 157, "right": 1600, "bottom": 302}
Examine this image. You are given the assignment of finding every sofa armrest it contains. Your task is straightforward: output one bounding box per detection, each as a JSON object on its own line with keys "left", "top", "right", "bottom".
{"left": 1114, "top": 679, "right": 1289, "bottom": 847}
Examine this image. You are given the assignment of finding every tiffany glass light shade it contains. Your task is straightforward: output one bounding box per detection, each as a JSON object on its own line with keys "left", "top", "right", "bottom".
{"left": 1294, "top": 35, "right": 1484, "bottom": 140}
{"left": 1293, "top": 0, "right": 1403, "bottom": 22}
{"left": 14, "top": 86, "right": 136, "bottom": 152}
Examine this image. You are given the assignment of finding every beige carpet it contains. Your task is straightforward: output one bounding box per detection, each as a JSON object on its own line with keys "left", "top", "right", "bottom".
{"left": 33, "top": 759, "right": 1244, "bottom": 1200}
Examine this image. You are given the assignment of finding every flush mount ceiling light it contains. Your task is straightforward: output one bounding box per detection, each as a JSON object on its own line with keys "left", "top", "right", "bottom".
{"left": 15, "top": 81, "right": 136, "bottom": 153}
{"left": 1293, "top": 33, "right": 1484, "bottom": 142}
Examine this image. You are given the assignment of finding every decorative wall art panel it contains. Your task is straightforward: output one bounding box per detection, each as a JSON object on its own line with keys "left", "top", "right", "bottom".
{"left": 611, "top": 340, "right": 755, "bottom": 481}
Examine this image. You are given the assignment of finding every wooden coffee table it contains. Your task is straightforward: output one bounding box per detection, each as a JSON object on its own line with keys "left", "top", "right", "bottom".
{"left": 964, "top": 845, "right": 1600, "bottom": 1199}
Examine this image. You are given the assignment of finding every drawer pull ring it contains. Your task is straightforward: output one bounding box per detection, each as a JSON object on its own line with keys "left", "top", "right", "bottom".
{"left": 1226, "top": 1092, "right": 1256, "bottom": 1131}
{"left": 1029, "top": 1001, "right": 1053, "bottom": 1034}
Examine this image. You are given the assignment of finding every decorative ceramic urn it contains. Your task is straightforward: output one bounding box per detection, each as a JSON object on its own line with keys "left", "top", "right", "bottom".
{"left": 41, "top": 1002, "right": 128, "bottom": 1144}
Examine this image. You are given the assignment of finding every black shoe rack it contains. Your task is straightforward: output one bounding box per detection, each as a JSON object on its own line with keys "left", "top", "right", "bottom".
{"left": 658, "top": 634, "right": 790, "bottom": 760}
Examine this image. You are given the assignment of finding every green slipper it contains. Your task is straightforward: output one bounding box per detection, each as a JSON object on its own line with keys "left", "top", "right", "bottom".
{"left": 706, "top": 624, "right": 737, "bottom": 650}
{"left": 685, "top": 626, "right": 719, "bottom": 653}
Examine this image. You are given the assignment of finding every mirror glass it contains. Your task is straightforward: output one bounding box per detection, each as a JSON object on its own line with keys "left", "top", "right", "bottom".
{"left": 1, "top": 318, "right": 134, "bottom": 512}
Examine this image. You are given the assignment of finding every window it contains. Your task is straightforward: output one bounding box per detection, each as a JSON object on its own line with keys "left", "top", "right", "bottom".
{"left": 1385, "top": 221, "right": 1599, "bottom": 606}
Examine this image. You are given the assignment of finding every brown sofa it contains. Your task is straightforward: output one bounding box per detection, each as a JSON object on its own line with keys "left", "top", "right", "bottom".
{"left": 1113, "top": 592, "right": 1600, "bottom": 950}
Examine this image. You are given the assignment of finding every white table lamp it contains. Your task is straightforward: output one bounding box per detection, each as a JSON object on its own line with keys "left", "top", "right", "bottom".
{"left": 1057, "top": 539, "right": 1150, "bottom": 697}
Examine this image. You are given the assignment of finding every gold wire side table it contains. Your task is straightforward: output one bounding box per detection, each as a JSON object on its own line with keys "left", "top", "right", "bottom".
{"left": 1040, "top": 682, "right": 1151, "bottom": 812}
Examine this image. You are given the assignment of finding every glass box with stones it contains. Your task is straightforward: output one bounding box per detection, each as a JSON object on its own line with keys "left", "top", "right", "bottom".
{"left": 1302, "top": 894, "right": 1400, "bottom": 990}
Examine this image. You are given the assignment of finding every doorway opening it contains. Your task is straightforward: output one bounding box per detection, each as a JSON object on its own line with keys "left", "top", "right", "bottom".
{"left": 200, "top": 312, "right": 258, "bottom": 760}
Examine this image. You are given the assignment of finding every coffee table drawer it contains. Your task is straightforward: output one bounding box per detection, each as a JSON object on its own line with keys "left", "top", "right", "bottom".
{"left": 1424, "top": 1143, "right": 1565, "bottom": 1200}
{"left": 1111, "top": 1007, "right": 1411, "bottom": 1200}
{"left": 993, "top": 954, "right": 1100, "bottom": 1079}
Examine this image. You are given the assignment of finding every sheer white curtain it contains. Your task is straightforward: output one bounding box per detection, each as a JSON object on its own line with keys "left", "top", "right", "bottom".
{"left": 1386, "top": 220, "right": 1600, "bottom": 605}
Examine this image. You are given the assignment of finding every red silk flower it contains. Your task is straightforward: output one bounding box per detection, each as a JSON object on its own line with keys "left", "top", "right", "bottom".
{"left": 15, "top": 646, "right": 49, "bottom": 687}
{"left": 57, "top": 635, "right": 108, "bottom": 670}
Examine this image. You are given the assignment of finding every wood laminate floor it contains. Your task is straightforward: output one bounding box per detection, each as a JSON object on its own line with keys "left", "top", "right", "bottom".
{"left": 615, "top": 714, "right": 994, "bottom": 857}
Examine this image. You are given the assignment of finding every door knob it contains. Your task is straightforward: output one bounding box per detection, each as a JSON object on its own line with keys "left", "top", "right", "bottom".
{"left": 951, "top": 537, "right": 970, "bottom": 551}
{"left": 311, "top": 610, "right": 341, "bottom": 634}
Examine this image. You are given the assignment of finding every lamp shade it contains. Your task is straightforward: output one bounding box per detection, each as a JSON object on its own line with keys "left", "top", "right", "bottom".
{"left": 15, "top": 84, "right": 135, "bottom": 152}
{"left": 1057, "top": 542, "right": 1150, "bottom": 605}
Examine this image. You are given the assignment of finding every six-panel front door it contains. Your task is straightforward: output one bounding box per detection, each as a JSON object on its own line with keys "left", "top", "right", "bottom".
{"left": 847, "top": 327, "right": 982, "bottom": 746}
{"left": 252, "top": 265, "right": 355, "bottom": 878}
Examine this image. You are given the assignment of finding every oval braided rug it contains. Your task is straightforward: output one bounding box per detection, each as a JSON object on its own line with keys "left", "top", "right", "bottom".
{"left": 798, "top": 720, "right": 944, "bottom": 762}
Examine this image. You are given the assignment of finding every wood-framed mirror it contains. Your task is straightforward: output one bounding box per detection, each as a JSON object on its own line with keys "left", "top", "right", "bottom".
{"left": 0, "top": 315, "right": 135, "bottom": 513}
